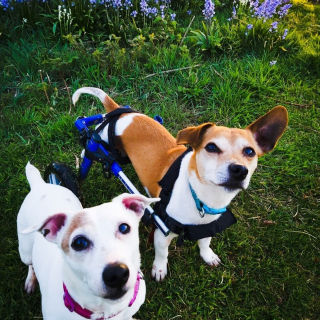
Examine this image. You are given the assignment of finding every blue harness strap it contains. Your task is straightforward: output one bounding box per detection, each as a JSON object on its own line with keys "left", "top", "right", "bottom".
{"left": 189, "top": 184, "right": 227, "bottom": 216}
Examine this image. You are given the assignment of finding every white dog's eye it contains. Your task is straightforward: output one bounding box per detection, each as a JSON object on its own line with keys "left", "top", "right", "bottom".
{"left": 243, "top": 147, "right": 256, "bottom": 157}
{"left": 205, "top": 143, "right": 221, "bottom": 154}
{"left": 119, "top": 223, "right": 130, "bottom": 235}
{"left": 71, "top": 236, "right": 92, "bottom": 251}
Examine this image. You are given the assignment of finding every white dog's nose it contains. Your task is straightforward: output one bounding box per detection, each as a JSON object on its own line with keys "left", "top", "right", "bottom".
{"left": 102, "top": 263, "right": 130, "bottom": 288}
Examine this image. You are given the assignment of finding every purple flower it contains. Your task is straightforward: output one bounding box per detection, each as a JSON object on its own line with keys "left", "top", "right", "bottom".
{"left": 170, "top": 13, "right": 176, "bottom": 21}
{"left": 270, "top": 60, "right": 277, "bottom": 66}
{"left": 124, "top": 0, "right": 132, "bottom": 9}
{"left": 279, "top": 3, "right": 292, "bottom": 17}
{"left": 140, "top": 0, "right": 148, "bottom": 13}
{"left": 160, "top": 5, "right": 165, "bottom": 19}
{"left": 147, "top": 7, "right": 158, "bottom": 17}
{"left": 112, "top": 0, "right": 122, "bottom": 8}
{"left": 269, "top": 21, "right": 278, "bottom": 32}
{"left": 203, "top": 0, "right": 215, "bottom": 21}
{"left": 187, "top": 10, "right": 191, "bottom": 15}
{"left": 232, "top": 6, "right": 237, "bottom": 19}
{"left": 249, "top": 0, "right": 292, "bottom": 20}
{"left": 282, "top": 28, "right": 288, "bottom": 39}
{"left": 247, "top": 24, "right": 253, "bottom": 30}
{"left": 130, "top": 10, "right": 137, "bottom": 17}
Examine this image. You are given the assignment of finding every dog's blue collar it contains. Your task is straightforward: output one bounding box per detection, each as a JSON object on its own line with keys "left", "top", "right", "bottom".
{"left": 189, "top": 184, "right": 227, "bottom": 217}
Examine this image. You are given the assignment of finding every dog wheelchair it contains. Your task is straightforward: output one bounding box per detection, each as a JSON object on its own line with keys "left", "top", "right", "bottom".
{"left": 44, "top": 108, "right": 169, "bottom": 236}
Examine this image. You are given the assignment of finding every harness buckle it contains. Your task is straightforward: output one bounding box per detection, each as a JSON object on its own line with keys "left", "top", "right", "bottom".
{"left": 199, "top": 206, "right": 205, "bottom": 218}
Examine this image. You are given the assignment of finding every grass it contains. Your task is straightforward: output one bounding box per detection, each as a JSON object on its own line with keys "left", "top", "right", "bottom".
{"left": 1, "top": 3, "right": 320, "bottom": 320}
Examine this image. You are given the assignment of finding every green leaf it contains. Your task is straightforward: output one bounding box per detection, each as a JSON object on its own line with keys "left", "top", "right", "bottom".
{"left": 53, "top": 22, "right": 58, "bottom": 35}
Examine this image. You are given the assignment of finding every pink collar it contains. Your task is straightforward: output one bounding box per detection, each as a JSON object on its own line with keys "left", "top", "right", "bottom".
{"left": 63, "top": 272, "right": 142, "bottom": 319}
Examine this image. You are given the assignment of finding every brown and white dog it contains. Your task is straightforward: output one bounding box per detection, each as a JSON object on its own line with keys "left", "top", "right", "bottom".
{"left": 73, "top": 87, "right": 288, "bottom": 281}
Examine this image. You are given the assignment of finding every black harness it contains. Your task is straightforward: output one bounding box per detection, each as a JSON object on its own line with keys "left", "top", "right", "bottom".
{"left": 153, "top": 147, "right": 237, "bottom": 247}
{"left": 94, "top": 107, "right": 139, "bottom": 165}
{"left": 80, "top": 108, "right": 138, "bottom": 175}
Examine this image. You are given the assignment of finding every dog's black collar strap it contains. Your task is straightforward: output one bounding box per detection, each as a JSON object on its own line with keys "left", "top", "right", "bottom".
{"left": 152, "top": 146, "right": 237, "bottom": 247}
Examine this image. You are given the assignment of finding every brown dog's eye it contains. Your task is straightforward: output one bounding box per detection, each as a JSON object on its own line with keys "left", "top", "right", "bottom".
{"left": 205, "top": 143, "right": 221, "bottom": 153}
{"left": 243, "top": 147, "right": 256, "bottom": 157}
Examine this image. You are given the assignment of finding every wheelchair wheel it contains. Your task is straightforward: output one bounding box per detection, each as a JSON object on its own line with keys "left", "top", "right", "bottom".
{"left": 44, "top": 162, "right": 79, "bottom": 197}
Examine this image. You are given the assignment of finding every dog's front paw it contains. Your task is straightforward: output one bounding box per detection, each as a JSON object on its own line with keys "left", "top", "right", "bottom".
{"left": 200, "top": 248, "right": 221, "bottom": 267}
{"left": 25, "top": 265, "right": 38, "bottom": 294}
{"left": 151, "top": 262, "right": 167, "bottom": 281}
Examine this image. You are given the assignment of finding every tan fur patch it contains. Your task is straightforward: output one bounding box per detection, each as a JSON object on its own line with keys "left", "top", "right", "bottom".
{"left": 119, "top": 115, "right": 186, "bottom": 197}
{"left": 61, "top": 212, "right": 91, "bottom": 253}
{"left": 103, "top": 95, "right": 120, "bottom": 112}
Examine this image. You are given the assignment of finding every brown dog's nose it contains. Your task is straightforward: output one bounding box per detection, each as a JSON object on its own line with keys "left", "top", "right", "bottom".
{"left": 102, "top": 263, "right": 130, "bottom": 288}
{"left": 229, "top": 164, "right": 248, "bottom": 181}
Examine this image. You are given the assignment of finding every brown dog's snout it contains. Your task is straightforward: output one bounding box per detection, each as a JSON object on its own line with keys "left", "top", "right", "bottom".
{"left": 102, "top": 263, "right": 130, "bottom": 288}
{"left": 229, "top": 164, "right": 248, "bottom": 181}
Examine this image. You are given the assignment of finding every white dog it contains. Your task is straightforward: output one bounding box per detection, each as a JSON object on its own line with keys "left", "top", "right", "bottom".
{"left": 17, "top": 163, "right": 159, "bottom": 319}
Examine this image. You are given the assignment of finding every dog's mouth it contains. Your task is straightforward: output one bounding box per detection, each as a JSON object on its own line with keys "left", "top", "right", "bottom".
{"left": 218, "top": 182, "right": 244, "bottom": 191}
{"left": 103, "top": 288, "right": 127, "bottom": 300}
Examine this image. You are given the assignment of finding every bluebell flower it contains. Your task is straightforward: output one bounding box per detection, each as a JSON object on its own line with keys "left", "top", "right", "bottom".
{"left": 160, "top": 4, "right": 165, "bottom": 19}
{"left": 130, "top": 10, "right": 137, "bottom": 17}
{"left": 124, "top": 0, "right": 132, "bottom": 9}
{"left": 282, "top": 28, "right": 288, "bottom": 39}
{"left": 170, "top": 13, "right": 176, "bottom": 21}
{"left": 232, "top": 6, "right": 236, "bottom": 19}
{"left": 203, "top": 0, "right": 215, "bottom": 21}
{"left": 269, "top": 21, "right": 278, "bottom": 32}
{"left": 140, "top": 0, "right": 148, "bottom": 13}
{"left": 249, "top": 0, "right": 292, "bottom": 20}
{"left": 279, "top": 4, "right": 292, "bottom": 17}
{"left": 0, "top": 0, "right": 10, "bottom": 9}
{"left": 247, "top": 24, "right": 253, "bottom": 30}
{"left": 112, "top": 0, "right": 122, "bottom": 8}
{"left": 270, "top": 60, "right": 277, "bottom": 66}
{"left": 187, "top": 10, "right": 191, "bottom": 15}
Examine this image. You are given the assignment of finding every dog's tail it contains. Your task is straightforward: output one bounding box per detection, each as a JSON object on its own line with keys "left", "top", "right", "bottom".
{"left": 25, "top": 162, "right": 45, "bottom": 190}
{"left": 72, "top": 87, "right": 120, "bottom": 113}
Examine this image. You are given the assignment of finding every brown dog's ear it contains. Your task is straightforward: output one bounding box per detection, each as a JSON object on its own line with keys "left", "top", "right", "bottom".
{"left": 177, "top": 123, "right": 214, "bottom": 148}
{"left": 246, "top": 106, "right": 288, "bottom": 155}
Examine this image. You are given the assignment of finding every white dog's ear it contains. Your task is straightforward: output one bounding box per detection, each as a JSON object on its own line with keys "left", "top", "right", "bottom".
{"left": 246, "top": 106, "right": 288, "bottom": 156}
{"left": 114, "top": 193, "right": 160, "bottom": 218}
{"left": 21, "top": 213, "right": 67, "bottom": 243}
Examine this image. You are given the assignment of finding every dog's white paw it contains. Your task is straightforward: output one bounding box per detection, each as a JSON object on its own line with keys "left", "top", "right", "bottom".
{"left": 200, "top": 248, "right": 221, "bottom": 266}
{"left": 24, "top": 265, "right": 38, "bottom": 294}
{"left": 151, "top": 262, "right": 167, "bottom": 281}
